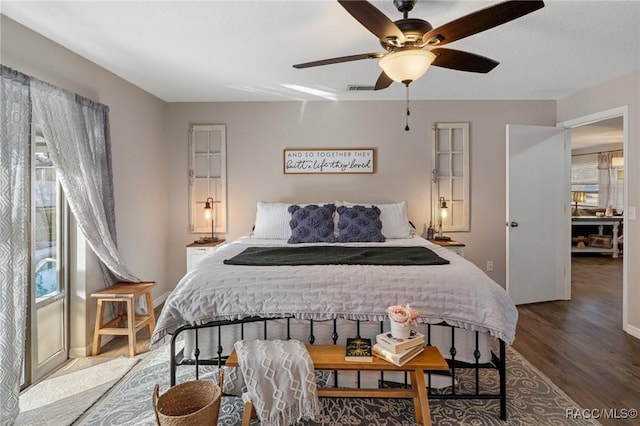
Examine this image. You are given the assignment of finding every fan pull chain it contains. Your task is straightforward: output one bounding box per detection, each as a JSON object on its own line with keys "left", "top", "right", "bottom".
{"left": 405, "top": 83, "right": 411, "bottom": 131}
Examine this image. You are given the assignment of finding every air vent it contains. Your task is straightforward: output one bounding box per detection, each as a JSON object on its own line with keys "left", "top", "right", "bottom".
{"left": 347, "top": 85, "right": 375, "bottom": 91}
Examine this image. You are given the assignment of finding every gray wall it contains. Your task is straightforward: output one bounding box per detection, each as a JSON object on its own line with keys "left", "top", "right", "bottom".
{"left": 166, "top": 100, "right": 556, "bottom": 288}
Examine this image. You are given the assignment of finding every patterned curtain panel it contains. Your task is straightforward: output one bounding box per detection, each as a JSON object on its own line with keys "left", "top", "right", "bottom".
{"left": 597, "top": 152, "right": 612, "bottom": 209}
{"left": 0, "top": 66, "right": 31, "bottom": 426}
{"left": 30, "top": 79, "right": 139, "bottom": 284}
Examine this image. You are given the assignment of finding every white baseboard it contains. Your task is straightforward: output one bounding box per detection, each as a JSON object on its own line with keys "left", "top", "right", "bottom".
{"left": 69, "top": 347, "right": 89, "bottom": 359}
{"left": 70, "top": 335, "right": 115, "bottom": 358}
{"left": 624, "top": 323, "right": 640, "bottom": 340}
{"left": 154, "top": 291, "right": 169, "bottom": 309}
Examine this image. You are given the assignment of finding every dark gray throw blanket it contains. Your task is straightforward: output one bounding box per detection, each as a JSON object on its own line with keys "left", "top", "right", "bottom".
{"left": 223, "top": 246, "right": 450, "bottom": 266}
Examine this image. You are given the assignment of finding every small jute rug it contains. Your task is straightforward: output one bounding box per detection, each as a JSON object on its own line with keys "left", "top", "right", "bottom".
{"left": 75, "top": 342, "right": 600, "bottom": 425}
{"left": 16, "top": 356, "right": 139, "bottom": 426}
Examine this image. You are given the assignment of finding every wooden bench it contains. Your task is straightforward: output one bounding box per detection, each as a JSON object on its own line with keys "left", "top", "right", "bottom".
{"left": 91, "top": 281, "right": 156, "bottom": 357}
{"left": 226, "top": 343, "right": 449, "bottom": 426}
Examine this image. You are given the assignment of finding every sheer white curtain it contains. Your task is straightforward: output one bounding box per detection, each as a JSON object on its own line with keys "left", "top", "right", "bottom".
{"left": 597, "top": 152, "right": 612, "bottom": 209}
{"left": 30, "top": 79, "right": 139, "bottom": 284}
{"left": 610, "top": 152, "right": 624, "bottom": 213}
{"left": 0, "top": 67, "right": 143, "bottom": 424}
{"left": 0, "top": 66, "right": 31, "bottom": 426}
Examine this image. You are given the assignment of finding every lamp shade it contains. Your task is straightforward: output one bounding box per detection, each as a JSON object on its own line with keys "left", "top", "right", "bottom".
{"left": 439, "top": 197, "right": 448, "bottom": 219}
{"left": 379, "top": 50, "right": 436, "bottom": 84}
{"left": 571, "top": 191, "right": 586, "bottom": 203}
{"left": 204, "top": 197, "right": 213, "bottom": 220}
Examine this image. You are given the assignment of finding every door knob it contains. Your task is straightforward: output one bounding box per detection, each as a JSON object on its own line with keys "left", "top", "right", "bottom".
{"left": 509, "top": 221, "right": 518, "bottom": 227}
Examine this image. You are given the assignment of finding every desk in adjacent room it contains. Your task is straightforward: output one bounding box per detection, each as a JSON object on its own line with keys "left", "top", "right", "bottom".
{"left": 571, "top": 216, "right": 622, "bottom": 258}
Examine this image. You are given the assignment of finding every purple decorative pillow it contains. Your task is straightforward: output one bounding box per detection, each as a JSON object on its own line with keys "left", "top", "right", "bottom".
{"left": 336, "top": 205, "right": 385, "bottom": 242}
{"left": 288, "top": 204, "right": 336, "bottom": 244}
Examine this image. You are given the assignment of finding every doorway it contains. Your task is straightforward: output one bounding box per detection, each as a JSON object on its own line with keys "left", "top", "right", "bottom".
{"left": 559, "top": 106, "right": 629, "bottom": 333}
{"left": 25, "top": 127, "right": 69, "bottom": 387}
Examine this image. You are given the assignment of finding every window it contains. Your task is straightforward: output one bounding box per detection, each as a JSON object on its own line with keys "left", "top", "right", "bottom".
{"left": 33, "top": 138, "right": 60, "bottom": 299}
{"left": 188, "top": 124, "right": 227, "bottom": 234}
{"left": 431, "top": 122, "right": 470, "bottom": 232}
{"left": 571, "top": 158, "right": 599, "bottom": 208}
{"left": 571, "top": 152, "right": 624, "bottom": 213}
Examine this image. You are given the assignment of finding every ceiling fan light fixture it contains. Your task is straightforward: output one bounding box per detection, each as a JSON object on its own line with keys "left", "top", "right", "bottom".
{"left": 379, "top": 50, "right": 436, "bottom": 84}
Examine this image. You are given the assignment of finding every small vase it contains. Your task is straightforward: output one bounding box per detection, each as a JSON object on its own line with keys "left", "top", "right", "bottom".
{"left": 390, "top": 321, "right": 411, "bottom": 339}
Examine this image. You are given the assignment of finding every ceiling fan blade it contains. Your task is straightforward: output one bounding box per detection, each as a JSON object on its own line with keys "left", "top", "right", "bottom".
{"left": 374, "top": 72, "right": 393, "bottom": 90}
{"left": 293, "top": 52, "right": 383, "bottom": 69}
{"left": 422, "top": 1, "right": 544, "bottom": 46}
{"left": 338, "top": 0, "right": 406, "bottom": 45}
{"left": 431, "top": 48, "right": 499, "bottom": 73}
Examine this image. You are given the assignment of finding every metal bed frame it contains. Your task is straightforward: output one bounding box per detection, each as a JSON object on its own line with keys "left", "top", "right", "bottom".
{"left": 169, "top": 316, "right": 507, "bottom": 420}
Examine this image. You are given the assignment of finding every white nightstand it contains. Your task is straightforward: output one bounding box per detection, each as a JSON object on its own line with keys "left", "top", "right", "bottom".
{"left": 431, "top": 239, "right": 465, "bottom": 258}
{"left": 186, "top": 240, "right": 225, "bottom": 272}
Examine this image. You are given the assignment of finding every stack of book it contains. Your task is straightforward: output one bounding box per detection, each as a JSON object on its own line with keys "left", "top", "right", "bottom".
{"left": 373, "top": 330, "right": 425, "bottom": 366}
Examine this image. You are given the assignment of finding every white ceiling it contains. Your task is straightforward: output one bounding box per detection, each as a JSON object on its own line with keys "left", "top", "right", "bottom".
{"left": 2, "top": 1, "right": 639, "bottom": 103}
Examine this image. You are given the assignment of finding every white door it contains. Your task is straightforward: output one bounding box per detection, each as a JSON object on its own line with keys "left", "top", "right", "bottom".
{"left": 28, "top": 129, "right": 69, "bottom": 385}
{"left": 506, "top": 125, "right": 571, "bottom": 305}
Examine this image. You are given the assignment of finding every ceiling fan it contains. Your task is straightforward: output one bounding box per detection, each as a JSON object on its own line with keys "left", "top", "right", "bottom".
{"left": 293, "top": 0, "right": 545, "bottom": 90}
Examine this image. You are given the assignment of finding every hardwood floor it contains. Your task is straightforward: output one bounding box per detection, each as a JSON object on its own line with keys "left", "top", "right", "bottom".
{"left": 513, "top": 255, "right": 640, "bottom": 426}
{"left": 98, "top": 259, "right": 640, "bottom": 424}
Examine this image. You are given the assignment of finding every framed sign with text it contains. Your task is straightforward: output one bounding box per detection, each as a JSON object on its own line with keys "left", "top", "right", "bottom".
{"left": 283, "top": 148, "right": 375, "bottom": 174}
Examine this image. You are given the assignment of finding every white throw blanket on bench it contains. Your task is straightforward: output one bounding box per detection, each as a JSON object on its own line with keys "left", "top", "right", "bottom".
{"left": 234, "top": 339, "right": 320, "bottom": 426}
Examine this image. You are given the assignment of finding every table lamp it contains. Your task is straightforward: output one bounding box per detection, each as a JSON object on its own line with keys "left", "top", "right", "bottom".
{"left": 203, "top": 197, "right": 220, "bottom": 242}
{"left": 571, "top": 191, "right": 586, "bottom": 216}
{"left": 435, "top": 197, "right": 449, "bottom": 240}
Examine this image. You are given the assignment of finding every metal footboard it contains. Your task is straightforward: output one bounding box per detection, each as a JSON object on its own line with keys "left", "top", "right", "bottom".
{"left": 169, "top": 317, "right": 507, "bottom": 420}
{"left": 424, "top": 324, "right": 507, "bottom": 420}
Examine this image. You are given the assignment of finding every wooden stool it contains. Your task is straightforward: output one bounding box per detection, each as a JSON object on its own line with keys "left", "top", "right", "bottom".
{"left": 91, "top": 281, "right": 156, "bottom": 357}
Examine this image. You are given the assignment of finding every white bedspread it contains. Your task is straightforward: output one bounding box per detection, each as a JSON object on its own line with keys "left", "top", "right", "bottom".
{"left": 151, "top": 236, "right": 517, "bottom": 349}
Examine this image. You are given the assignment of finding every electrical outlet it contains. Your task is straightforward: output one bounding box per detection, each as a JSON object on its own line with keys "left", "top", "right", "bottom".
{"left": 486, "top": 261, "right": 494, "bottom": 272}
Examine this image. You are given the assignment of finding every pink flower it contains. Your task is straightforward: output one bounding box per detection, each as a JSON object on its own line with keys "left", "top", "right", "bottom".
{"left": 387, "top": 304, "right": 420, "bottom": 327}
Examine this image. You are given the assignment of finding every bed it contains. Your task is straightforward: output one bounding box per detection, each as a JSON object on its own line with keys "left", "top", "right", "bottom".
{"left": 151, "top": 202, "right": 518, "bottom": 420}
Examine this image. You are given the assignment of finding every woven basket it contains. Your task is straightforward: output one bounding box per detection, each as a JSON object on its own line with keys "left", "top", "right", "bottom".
{"left": 153, "top": 371, "right": 223, "bottom": 426}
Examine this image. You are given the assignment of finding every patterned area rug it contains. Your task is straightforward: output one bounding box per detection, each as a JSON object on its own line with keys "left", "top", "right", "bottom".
{"left": 16, "top": 357, "right": 138, "bottom": 426}
{"left": 76, "top": 343, "right": 600, "bottom": 425}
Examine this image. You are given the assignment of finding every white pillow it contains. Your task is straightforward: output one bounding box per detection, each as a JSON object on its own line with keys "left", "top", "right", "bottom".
{"left": 252, "top": 202, "right": 332, "bottom": 239}
{"left": 341, "top": 200, "right": 412, "bottom": 239}
{"left": 252, "top": 202, "right": 292, "bottom": 239}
